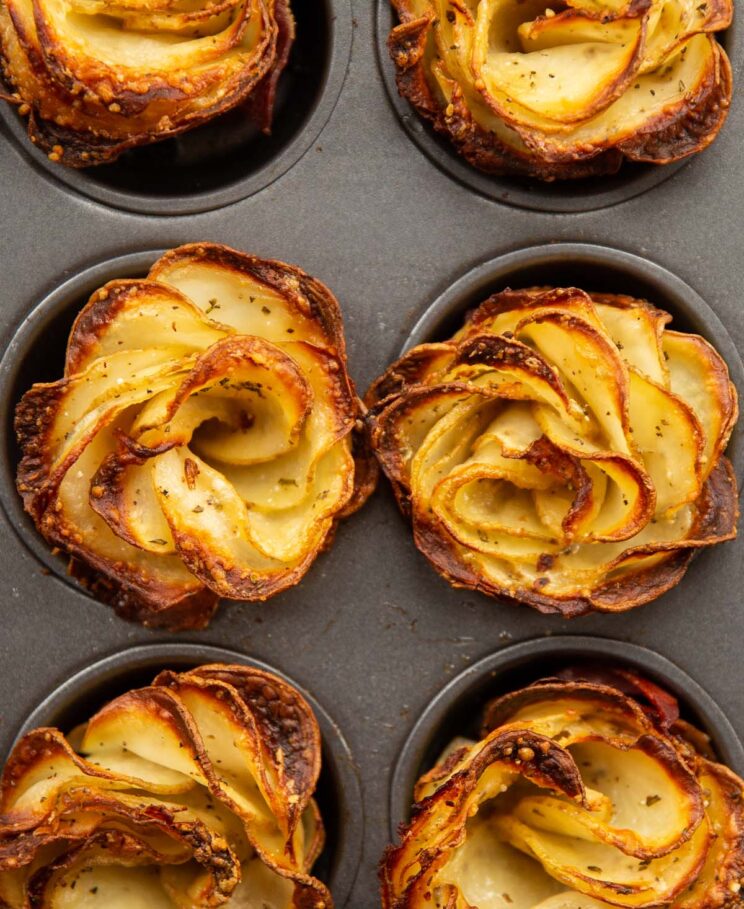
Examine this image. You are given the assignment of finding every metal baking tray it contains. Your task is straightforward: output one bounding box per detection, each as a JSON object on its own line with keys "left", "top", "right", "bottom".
{"left": 1, "top": 3, "right": 743, "bottom": 906}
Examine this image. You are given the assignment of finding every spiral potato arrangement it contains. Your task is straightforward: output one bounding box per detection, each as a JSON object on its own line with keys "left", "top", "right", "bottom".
{"left": 0, "top": 663, "right": 331, "bottom": 908}
{"left": 0, "top": 0, "right": 294, "bottom": 166}
{"left": 367, "top": 287, "right": 738, "bottom": 616}
{"left": 16, "top": 243, "right": 374, "bottom": 630}
{"left": 388, "top": 0, "right": 733, "bottom": 180}
{"left": 381, "top": 672, "right": 744, "bottom": 909}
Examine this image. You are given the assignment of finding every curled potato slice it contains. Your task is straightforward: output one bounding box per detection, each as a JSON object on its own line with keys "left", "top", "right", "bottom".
{"left": 367, "top": 286, "right": 738, "bottom": 617}
{"left": 16, "top": 243, "right": 375, "bottom": 629}
{"left": 381, "top": 677, "right": 744, "bottom": 909}
{"left": 387, "top": 0, "right": 732, "bottom": 179}
{"left": 0, "top": 663, "right": 330, "bottom": 909}
{"left": 0, "top": 0, "right": 294, "bottom": 165}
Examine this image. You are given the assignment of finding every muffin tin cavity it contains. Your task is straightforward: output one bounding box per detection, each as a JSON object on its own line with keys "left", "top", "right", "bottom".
{"left": 12, "top": 643, "right": 363, "bottom": 909}
{"left": 389, "top": 635, "right": 744, "bottom": 833}
{"left": 0, "top": 1, "right": 352, "bottom": 215}
{"left": 376, "top": 3, "right": 739, "bottom": 214}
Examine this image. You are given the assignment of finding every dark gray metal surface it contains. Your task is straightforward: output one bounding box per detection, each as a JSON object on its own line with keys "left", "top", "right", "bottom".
{"left": 0, "top": 4, "right": 743, "bottom": 905}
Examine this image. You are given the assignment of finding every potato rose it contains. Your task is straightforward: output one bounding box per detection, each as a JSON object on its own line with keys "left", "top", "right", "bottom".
{"left": 0, "top": 663, "right": 332, "bottom": 908}
{"left": 387, "top": 0, "right": 733, "bottom": 180}
{"left": 381, "top": 672, "right": 744, "bottom": 909}
{"left": 0, "top": 0, "right": 294, "bottom": 166}
{"left": 367, "top": 287, "right": 738, "bottom": 616}
{"left": 15, "top": 243, "right": 375, "bottom": 630}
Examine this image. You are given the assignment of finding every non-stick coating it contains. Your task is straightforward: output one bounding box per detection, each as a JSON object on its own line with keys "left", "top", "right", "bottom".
{"left": 0, "top": 5, "right": 743, "bottom": 906}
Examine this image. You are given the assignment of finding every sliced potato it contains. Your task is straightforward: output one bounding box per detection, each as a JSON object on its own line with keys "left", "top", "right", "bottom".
{"left": 15, "top": 243, "right": 374, "bottom": 628}
{"left": 0, "top": 664, "right": 330, "bottom": 909}
{"left": 387, "top": 0, "right": 731, "bottom": 179}
{"left": 367, "top": 287, "right": 737, "bottom": 616}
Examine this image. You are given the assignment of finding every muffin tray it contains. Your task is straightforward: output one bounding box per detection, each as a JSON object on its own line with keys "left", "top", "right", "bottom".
{"left": 0, "top": 2, "right": 744, "bottom": 906}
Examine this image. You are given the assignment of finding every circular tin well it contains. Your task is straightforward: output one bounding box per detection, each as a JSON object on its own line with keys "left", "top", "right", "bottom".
{"left": 0, "top": 0, "right": 352, "bottom": 216}
{"left": 376, "top": 4, "right": 738, "bottom": 214}
{"left": 12, "top": 643, "right": 363, "bottom": 908}
{"left": 390, "top": 635, "right": 744, "bottom": 834}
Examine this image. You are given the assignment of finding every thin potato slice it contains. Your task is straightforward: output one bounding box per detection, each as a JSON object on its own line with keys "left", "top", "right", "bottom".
{"left": 68, "top": 0, "right": 242, "bottom": 35}
{"left": 474, "top": 0, "right": 648, "bottom": 125}
{"left": 65, "top": 280, "right": 228, "bottom": 376}
{"left": 662, "top": 330, "right": 738, "bottom": 478}
{"left": 493, "top": 810, "right": 709, "bottom": 906}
